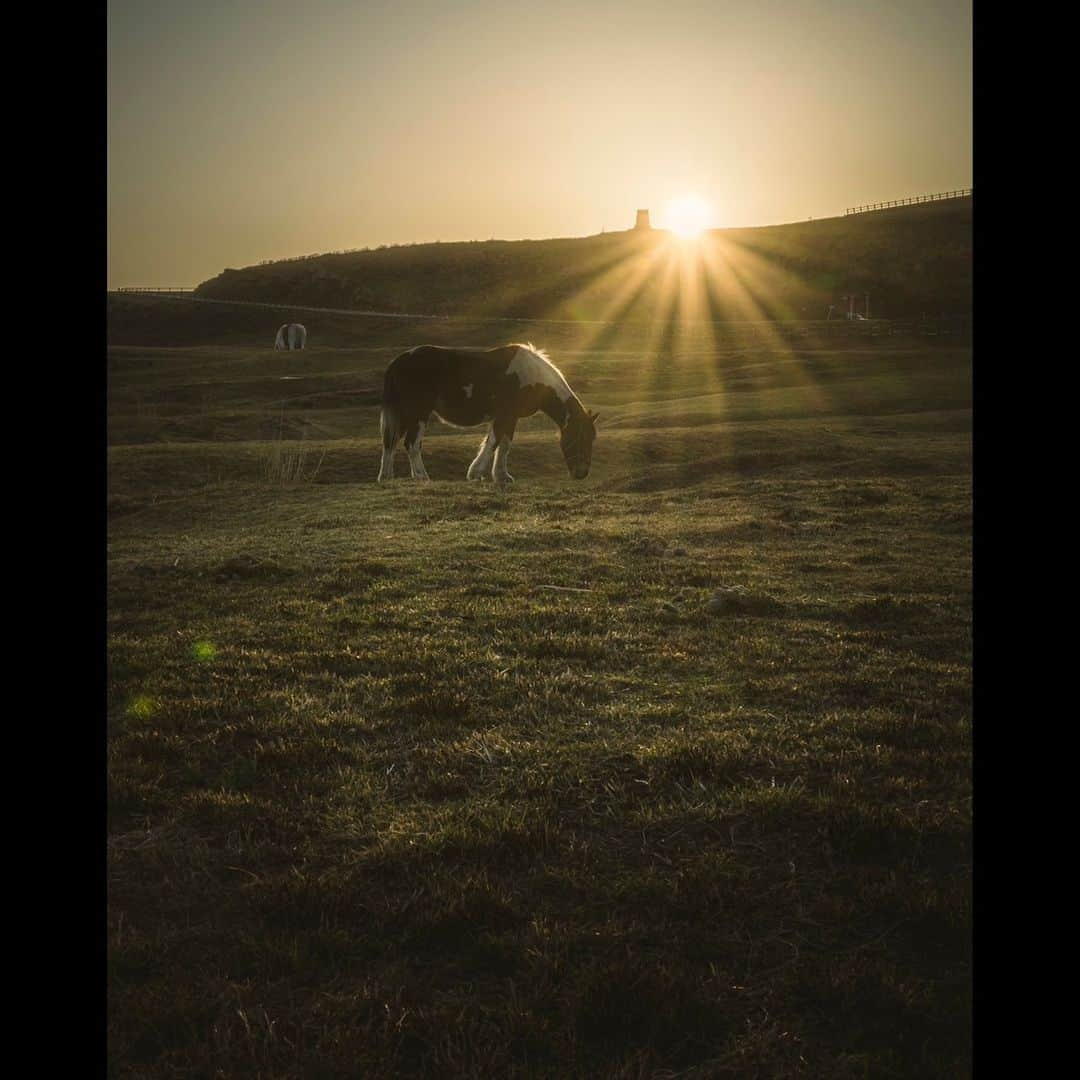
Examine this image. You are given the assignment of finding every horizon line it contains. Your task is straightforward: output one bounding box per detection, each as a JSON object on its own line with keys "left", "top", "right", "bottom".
{"left": 109, "top": 189, "right": 972, "bottom": 290}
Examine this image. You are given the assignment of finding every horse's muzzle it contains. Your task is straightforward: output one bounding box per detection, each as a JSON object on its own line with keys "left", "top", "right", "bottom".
{"left": 574, "top": 466, "right": 589, "bottom": 480}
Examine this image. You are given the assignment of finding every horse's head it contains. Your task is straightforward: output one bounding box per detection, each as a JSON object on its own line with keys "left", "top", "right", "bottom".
{"left": 560, "top": 407, "right": 598, "bottom": 480}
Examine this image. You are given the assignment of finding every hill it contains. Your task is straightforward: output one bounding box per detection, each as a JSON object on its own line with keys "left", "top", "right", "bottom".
{"left": 192, "top": 197, "right": 972, "bottom": 322}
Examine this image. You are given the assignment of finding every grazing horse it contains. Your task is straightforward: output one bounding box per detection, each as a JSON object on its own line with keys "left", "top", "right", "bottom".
{"left": 274, "top": 323, "right": 307, "bottom": 350}
{"left": 378, "top": 343, "right": 598, "bottom": 485}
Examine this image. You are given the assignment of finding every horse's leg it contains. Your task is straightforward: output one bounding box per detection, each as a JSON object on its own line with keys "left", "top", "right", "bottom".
{"left": 378, "top": 406, "right": 400, "bottom": 483}
{"left": 467, "top": 426, "right": 496, "bottom": 480}
{"left": 491, "top": 416, "right": 517, "bottom": 486}
{"left": 404, "top": 419, "right": 431, "bottom": 481}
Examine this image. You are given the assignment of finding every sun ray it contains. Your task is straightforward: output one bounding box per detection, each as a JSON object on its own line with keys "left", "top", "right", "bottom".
{"left": 543, "top": 214, "right": 845, "bottom": 469}
{"left": 473, "top": 233, "right": 642, "bottom": 321}
{"left": 574, "top": 235, "right": 676, "bottom": 356}
{"left": 702, "top": 236, "right": 831, "bottom": 417}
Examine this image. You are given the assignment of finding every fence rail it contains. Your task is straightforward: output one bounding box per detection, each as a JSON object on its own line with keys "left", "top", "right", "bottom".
{"left": 116, "top": 287, "right": 195, "bottom": 294}
{"left": 845, "top": 189, "right": 972, "bottom": 216}
{"left": 108, "top": 290, "right": 968, "bottom": 339}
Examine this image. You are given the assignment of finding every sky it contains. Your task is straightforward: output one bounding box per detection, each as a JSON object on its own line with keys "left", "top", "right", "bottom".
{"left": 107, "top": 0, "right": 973, "bottom": 289}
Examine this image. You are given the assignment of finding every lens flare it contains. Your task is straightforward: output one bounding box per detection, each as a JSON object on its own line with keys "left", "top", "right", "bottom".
{"left": 127, "top": 695, "right": 159, "bottom": 720}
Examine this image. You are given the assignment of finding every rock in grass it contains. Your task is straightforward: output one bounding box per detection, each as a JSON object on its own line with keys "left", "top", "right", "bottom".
{"left": 706, "top": 592, "right": 740, "bottom": 615}
{"left": 661, "top": 544, "right": 687, "bottom": 558}
{"left": 628, "top": 536, "right": 669, "bottom": 557}
{"left": 212, "top": 554, "right": 291, "bottom": 582}
{"left": 706, "top": 587, "right": 782, "bottom": 616}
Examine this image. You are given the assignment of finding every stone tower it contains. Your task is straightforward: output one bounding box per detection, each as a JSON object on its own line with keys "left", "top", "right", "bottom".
{"left": 634, "top": 209, "right": 651, "bottom": 230}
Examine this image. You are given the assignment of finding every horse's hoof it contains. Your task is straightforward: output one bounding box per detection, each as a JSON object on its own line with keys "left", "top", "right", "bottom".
{"left": 494, "top": 475, "right": 514, "bottom": 487}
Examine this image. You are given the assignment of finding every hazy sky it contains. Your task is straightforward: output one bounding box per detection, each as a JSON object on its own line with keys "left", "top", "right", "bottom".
{"left": 107, "top": 0, "right": 972, "bottom": 289}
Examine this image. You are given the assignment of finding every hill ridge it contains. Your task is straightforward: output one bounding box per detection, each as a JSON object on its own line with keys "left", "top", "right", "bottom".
{"left": 194, "top": 197, "right": 971, "bottom": 323}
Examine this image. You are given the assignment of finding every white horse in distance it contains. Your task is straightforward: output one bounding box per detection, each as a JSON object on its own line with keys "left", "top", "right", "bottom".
{"left": 274, "top": 323, "right": 307, "bottom": 350}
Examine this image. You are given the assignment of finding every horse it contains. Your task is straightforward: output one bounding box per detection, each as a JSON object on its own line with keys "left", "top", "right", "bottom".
{"left": 377, "top": 343, "right": 598, "bottom": 485}
{"left": 274, "top": 323, "right": 307, "bottom": 350}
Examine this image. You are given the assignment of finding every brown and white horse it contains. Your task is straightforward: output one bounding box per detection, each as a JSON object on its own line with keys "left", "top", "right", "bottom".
{"left": 378, "top": 343, "right": 598, "bottom": 485}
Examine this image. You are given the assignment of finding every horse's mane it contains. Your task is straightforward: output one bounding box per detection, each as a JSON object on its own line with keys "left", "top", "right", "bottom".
{"left": 510, "top": 342, "right": 552, "bottom": 365}
{"left": 510, "top": 342, "right": 588, "bottom": 414}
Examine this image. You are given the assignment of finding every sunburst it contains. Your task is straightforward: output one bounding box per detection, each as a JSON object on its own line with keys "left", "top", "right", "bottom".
{"left": 662, "top": 194, "right": 714, "bottom": 239}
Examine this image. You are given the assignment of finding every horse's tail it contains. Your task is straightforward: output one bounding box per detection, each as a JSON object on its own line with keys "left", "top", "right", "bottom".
{"left": 380, "top": 364, "right": 400, "bottom": 450}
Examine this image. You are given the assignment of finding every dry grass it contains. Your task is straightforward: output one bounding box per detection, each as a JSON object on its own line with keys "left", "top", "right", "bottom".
{"left": 262, "top": 436, "right": 327, "bottom": 486}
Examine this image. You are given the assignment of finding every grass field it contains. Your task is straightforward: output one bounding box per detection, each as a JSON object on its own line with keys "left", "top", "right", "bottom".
{"left": 108, "top": 309, "right": 971, "bottom": 1077}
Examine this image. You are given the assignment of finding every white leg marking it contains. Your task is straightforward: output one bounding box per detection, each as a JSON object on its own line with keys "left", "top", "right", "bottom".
{"left": 467, "top": 428, "right": 496, "bottom": 480}
{"left": 377, "top": 446, "right": 394, "bottom": 483}
{"left": 492, "top": 435, "right": 514, "bottom": 485}
{"left": 407, "top": 421, "right": 430, "bottom": 481}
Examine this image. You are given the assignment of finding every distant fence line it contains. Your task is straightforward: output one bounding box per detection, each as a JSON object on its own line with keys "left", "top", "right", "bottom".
{"left": 109, "top": 291, "right": 621, "bottom": 325}
{"left": 845, "top": 189, "right": 972, "bottom": 216}
{"left": 107, "top": 290, "right": 968, "bottom": 339}
{"left": 116, "top": 287, "right": 195, "bottom": 294}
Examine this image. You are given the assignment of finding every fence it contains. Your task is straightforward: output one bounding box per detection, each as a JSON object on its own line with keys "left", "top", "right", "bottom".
{"left": 108, "top": 290, "right": 968, "bottom": 340}
{"left": 845, "top": 189, "right": 972, "bottom": 216}
{"left": 115, "top": 287, "right": 195, "bottom": 294}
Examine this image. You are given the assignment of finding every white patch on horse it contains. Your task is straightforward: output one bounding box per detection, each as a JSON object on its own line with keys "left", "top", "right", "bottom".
{"left": 462, "top": 383, "right": 473, "bottom": 398}
{"left": 508, "top": 344, "right": 572, "bottom": 402}
{"left": 467, "top": 427, "right": 496, "bottom": 480}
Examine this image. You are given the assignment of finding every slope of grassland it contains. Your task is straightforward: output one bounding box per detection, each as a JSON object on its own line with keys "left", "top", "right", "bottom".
{"left": 108, "top": 313, "right": 971, "bottom": 1077}
{"left": 190, "top": 197, "right": 972, "bottom": 322}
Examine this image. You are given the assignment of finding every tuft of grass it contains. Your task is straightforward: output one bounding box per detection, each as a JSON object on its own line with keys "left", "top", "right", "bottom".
{"left": 262, "top": 431, "right": 327, "bottom": 486}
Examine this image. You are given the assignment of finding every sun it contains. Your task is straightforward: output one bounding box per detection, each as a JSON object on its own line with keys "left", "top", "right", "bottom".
{"left": 663, "top": 193, "right": 714, "bottom": 239}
